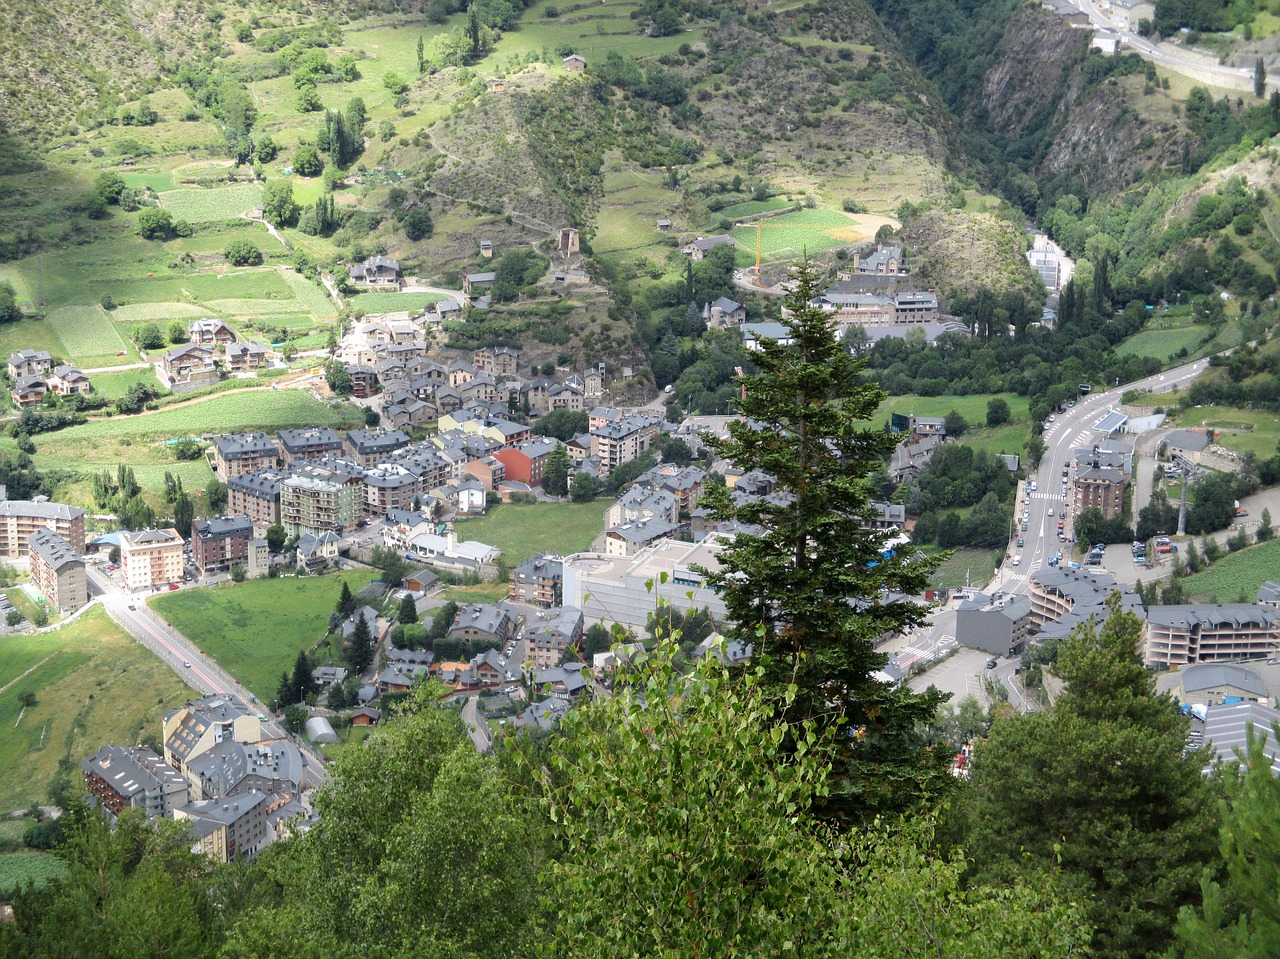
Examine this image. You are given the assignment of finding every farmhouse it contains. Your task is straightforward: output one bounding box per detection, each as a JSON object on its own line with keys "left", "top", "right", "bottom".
{"left": 225, "top": 342, "right": 268, "bottom": 372}
{"left": 563, "top": 53, "right": 587, "bottom": 71}
{"left": 681, "top": 235, "right": 735, "bottom": 261}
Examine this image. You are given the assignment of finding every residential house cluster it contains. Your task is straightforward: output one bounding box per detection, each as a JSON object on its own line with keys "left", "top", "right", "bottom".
{"left": 7, "top": 350, "right": 91, "bottom": 407}
{"left": 82, "top": 695, "right": 309, "bottom": 862}
{"left": 155, "top": 320, "right": 268, "bottom": 393}
{"left": 566, "top": 407, "right": 664, "bottom": 478}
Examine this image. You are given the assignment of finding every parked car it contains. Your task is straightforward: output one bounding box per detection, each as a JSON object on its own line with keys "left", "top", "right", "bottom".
{"left": 986, "top": 659, "right": 998, "bottom": 669}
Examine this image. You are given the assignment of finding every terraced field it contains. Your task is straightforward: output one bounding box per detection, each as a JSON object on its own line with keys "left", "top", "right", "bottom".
{"left": 283, "top": 271, "right": 339, "bottom": 319}
{"left": 110, "top": 302, "right": 208, "bottom": 323}
{"left": 349, "top": 291, "right": 447, "bottom": 314}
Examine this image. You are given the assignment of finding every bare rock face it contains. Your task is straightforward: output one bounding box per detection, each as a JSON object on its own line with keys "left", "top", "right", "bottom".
{"left": 979, "top": 8, "right": 1089, "bottom": 138}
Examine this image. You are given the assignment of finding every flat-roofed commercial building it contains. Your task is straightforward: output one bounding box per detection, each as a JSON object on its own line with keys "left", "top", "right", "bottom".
{"left": 29, "top": 527, "right": 87, "bottom": 612}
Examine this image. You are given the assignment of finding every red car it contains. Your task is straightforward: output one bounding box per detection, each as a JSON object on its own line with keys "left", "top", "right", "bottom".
{"left": 168, "top": 583, "right": 180, "bottom": 591}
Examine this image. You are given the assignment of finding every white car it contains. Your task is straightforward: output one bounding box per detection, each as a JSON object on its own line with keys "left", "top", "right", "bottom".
{"left": 1047, "top": 508, "right": 1054, "bottom": 517}
{"left": 1011, "top": 556, "right": 1021, "bottom": 567}
{"left": 1029, "top": 482, "right": 1038, "bottom": 492}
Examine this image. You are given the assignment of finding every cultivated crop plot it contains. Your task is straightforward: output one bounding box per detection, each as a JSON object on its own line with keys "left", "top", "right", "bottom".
{"left": 46, "top": 305, "right": 131, "bottom": 364}
{"left": 283, "top": 271, "right": 338, "bottom": 319}
{"left": 349, "top": 291, "right": 445, "bottom": 314}
{"left": 157, "top": 183, "right": 264, "bottom": 223}
{"left": 205, "top": 297, "right": 308, "bottom": 316}
{"left": 110, "top": 302, "right": 209, "bottom": 323}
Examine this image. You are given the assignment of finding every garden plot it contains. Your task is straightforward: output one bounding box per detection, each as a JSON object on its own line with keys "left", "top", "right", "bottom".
{"left": 158, "top": 183, "right": 264, "bottom": 223}
{"left": 283, "top": 271, "right": 339, "bottom": 319}
{"left": 349, "top": 291, "right": 446, "bottom": 314}
{"left": 46, "top": 305, "right": 132, "bottom": 365}
{"left": 205, "top": 298, "right": 309, "bottom": 316}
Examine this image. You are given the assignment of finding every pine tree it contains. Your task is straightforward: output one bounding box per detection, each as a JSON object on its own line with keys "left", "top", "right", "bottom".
{"left": 336, "top": 580, "right": 355, "bottom": 616}
{"left": 399, "top": 595, "right": 419, "bottom": 625}
{"left": 697, "top": 256, "right": 948, "bottom": 823}
{"left": 467, "top": 5, "right": 481, "bottom": 55}
{"left": 416, "top": 34, "right": 425, "bottom": 74}
{"left": 276, "top": 670, "right": 295, "bottom": 710}
{"left": 544, "top": 443, "right": 570, "bottom": 496}
{"left": 290, "top": 651, "right": 314, "bottom": 704}
{"left": 346, "top": 611, "right": 374, "bottom": 674}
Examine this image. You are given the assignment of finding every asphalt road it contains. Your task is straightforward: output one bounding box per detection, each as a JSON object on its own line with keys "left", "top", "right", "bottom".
{"left": 86, "top": 567, "right": 330, "bottom": 789}
{"left": 989, "top": 355, "right": 1213, "bottom": 597}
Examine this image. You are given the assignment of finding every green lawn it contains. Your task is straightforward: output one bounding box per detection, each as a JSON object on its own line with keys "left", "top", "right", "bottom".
{"left": 453, "top": 501, "right": 606, "bottom": 564}
{"left": 729, "top": 207, "right": 884, "bottom": 266}
{"left": 1180, "top": 539, "right": 1280, "bottom": 603}
{"left": 46, "top": 304, "right": 135, "bottom": 367}
{"left": 48, "top": 390, "right": 359, "bottom": 441}
{"left": 149, "top": 570, "right": 378, "bottom": 703}
{"left": 88, "top": 369, "right": 165, "bottom": 400}
{"left": 871, "top": 392, "right": 1031, "bottom": 428}
{"left": 0, "top": 606, "right": 193, "bottom": 811}
{"left": 927, "top": 548, "right": 1003, "bottom": 590}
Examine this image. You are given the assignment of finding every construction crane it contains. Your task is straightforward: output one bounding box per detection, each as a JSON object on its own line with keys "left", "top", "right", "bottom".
{"left": 737, "top": 220, "right": 806, "bottom": 276}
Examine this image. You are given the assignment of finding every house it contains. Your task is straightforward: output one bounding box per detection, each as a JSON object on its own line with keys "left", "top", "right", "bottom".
{"left": 312, "top": 665, "right": 348, "bottom": 687}
{"left": 192, "top": 515, "right": 254, "bottom": 575}
{"left": 120, "top": 528, "right": 184, "bottom": 591}
{"left": 464, "top": 456, "right": 506, "bottom": 492}
{"left": 681, "top": 235, "right": 735, "bottom": 261}
{"left": 212, "top": 433, "right": 279, "bottom": 480}
{"left": 455, "top": 478, "right": 487, "bottom": 514}
{"left": 350, "top": 707, "right": 382, "bottom": 726}
{"left": 703, "top": 296, "right": 747, "bottom": 327}
{"left": 405, "top": 567, "right": 439, "bottom": 592}
{"left": 741, "top": 321, "right": 795, "bottom": 350}
{"left": 463, "top": 272, "right": 496, "bottom": 296}
{"left": 225, "top": 342, "right": 268, "bottom": 372}
{"left": 853, "top": 245, "right": 906, "bottom": 275}
{"left": 189, "top": 318, "right": 236, "bottom": 346}
{"left": 480, "top": 237, "right": 494, "bottom": 256}
{"left": 29, "top": 527, "right": 87, "bottom": 612}
{"left": 656, "top": 218, "right": 672, "bottom": 232}
{"left": 563, "top": 53, "right": 587, "bottom": 71}
{"left": 473, "top": 346, "right": 520, "bottom": 377}
{"left": 348, "top": 254, "right": 402, "bottom": 288}
{"left": 10, "top": 375, "right": 47, "bottom": 406}
{"left": 548, "top": 382, "right": 584, "bottom": 412}
{"left": 347, "top": 364, "right": 379, "bottom": 398}
{"left": 47, "top": 364, "right": 91, "bottom": 396}
{"left": 156, "top": 343, "right": 219, "bottom": 392}
{"left": 8, "top": 349, "right": 52, "bottom": 379}
{"left": 468, "top": 648, "right": 511, "bottom": 687}
{"left": 607, "top": 486, "right": 679, "bottom": 528}
{"left": 532, "top": 662, "right": 590, "bottom": 700}
{"left": 584, "top": 368, "right": 603, "bottom": 397}
{"left": 342, "top": 605, "right": 383, "bottom": 644}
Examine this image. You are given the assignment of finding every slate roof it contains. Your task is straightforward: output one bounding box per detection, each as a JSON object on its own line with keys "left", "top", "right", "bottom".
{"left": 214, "top": 433, "right": 277, "bottom": 460}
{"left": 29, "top": 528, "right": 80, "bottom": 570}
{"left": 1166, "top": 429, "right": 1212, "bottom": 453}
{"left": 1181, "top": 663, "right": 1268, "bottom": 697}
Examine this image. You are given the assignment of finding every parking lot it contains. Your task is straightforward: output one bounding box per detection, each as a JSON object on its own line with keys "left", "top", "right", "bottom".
{"left": 908, "top": 648, "right": 995, "bottom": 706}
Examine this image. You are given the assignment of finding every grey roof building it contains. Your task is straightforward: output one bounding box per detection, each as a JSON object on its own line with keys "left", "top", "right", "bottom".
{"left": 1145, "top": 604, "right": 1280, "bottom": 668}
{"left": 81, "top": 744, "right": 187, "bottom": 820}
{"left": 1201, "top": 701, "right": 1280, "bottom": 775}
{"left": 184, "top": 738, "right": 305, "bottom": 801}
{"left": 278, "top": 427, "right": 345, "bottom": 461}
{"left": 955, "top": 592, "right": 1035, "bottom": 656}
{"left": 1179, "top": 663, "right": 1268, "bottom": 705}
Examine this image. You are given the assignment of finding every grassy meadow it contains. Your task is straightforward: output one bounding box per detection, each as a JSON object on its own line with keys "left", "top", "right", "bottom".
{"left": 453, "top": 500, "right": 606, "bottom": 564}
{"left": 149, "top": 570, "right": 378, "bottom": 703}
{"left": 0, "top": 606, "right": 193, "bottom": 811}
{"left": 1179, "top": 539, "right": 1280, "bottom": 603}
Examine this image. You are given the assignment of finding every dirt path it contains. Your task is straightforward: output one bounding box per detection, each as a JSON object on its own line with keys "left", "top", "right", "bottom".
{"left": 81, "top": 361, "right": 150, "bottom": 374}
{"left": 0, "top": 654, "right": 56, "bottom": 697}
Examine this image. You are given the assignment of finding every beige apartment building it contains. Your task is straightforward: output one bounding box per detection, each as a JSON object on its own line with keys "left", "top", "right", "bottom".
{"left": 0, "top": 497, "right": 86, "bottom": 557}
{"left": 120, "top": 528, "right": 185, "bottom": 591}
{"left": 28, "top": 527, "right": 87, "bottom": 612}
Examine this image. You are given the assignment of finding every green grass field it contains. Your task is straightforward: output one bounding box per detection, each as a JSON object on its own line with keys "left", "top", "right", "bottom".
{"left": 928, "top": 548, "right": 1003, "bottom": 589}
{"left": 1180, "top": 539, "right": 1280, "bottom": 602}
{"left": 729, "top": 208, "right": 885, "bottom": 266}
{"left": 349, "top": 291, "right": 446, "bottom": 315}
{"left": 87, "top": 369, "right": 165, "bottom": 399}
{"left": 283, "top": 271, "right": 339, "bottom": 319}
{"left": 49, "top": 390, "right": 358, "bottom": 441}
{"left": 715, "top": 198, "right": 794, "bottom": 221}
{"left": 46, "top": 304, "right": 134, "bottom": 366}
{"left": 1177, "top": 405, "right": 1280, "bottom": 458}
{"left": 0, "top": 606, "right": 193, "bottom": 811}
{"left": 453, "top": 501, "right": 605, "bottom": 564}
{"left": 1114, "top": 327, "right": 1208, "bottom": 362}
{"left": 149, "top": 570, "right": 377, "bottom": 702}
{"left": 157, "top": 184, "right": 264, "bottom": 223}
{"left": 872, "top": 393, "right": 1031, "bottom": 427}
{"left": 110, "top": 302, "right": 209, "bottom": 323}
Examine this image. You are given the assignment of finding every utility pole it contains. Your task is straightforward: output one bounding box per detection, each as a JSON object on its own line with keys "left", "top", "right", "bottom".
{"left": 1175, "top": 454, "right": 1194, "bottom": 537}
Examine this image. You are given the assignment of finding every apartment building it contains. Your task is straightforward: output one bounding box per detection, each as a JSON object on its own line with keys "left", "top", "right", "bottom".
{"left": 277, "top": 427, "right": 345, "bottom": 464}
{"left": 280, "top": 474, "right": 359, "bottom": 537}
{"left": 524, "top": 606, "right": 585, "bottom": 670}
{"left": 1075, "top": 466, "right": 1128, "bottom": 520}
{"left": 175, "top": 791, "right": 270, "bottom": 863}
{"left": 163, "top": 695, "right": 263, "bottom": 775}
{"left": 345, "top": 428, "right": 412, "bottom": 467}
{"left": 492, "top": 438, "right": 558, "bottom": 487}
{"left": 120, "top": 528, "right": 185, "bottom": 591}
{"left": 227, "top": 469, "right": 285, "bottom": 533}
{"left": 508, "top": 555, "right": 562, "bottom": 608}
{"left": 192, "top": 515, "right": 254, "bottom": 574}
{"left": 590, "top": 414, "right": 662, "bottom": 475}
{"left": 1144, "top": 604, "right": 1280, "bottom": 668}
{"left": 28, "top": 527, "right": 87, "bottom": 612}
{"left": 81, "top": 744, "right": 187, "bottom": 820}
{"left": 211, "top": 433, "right": 279, "bottom": 480}
{"left": 0, "top": 496, "right": 86, "bottom": 557}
